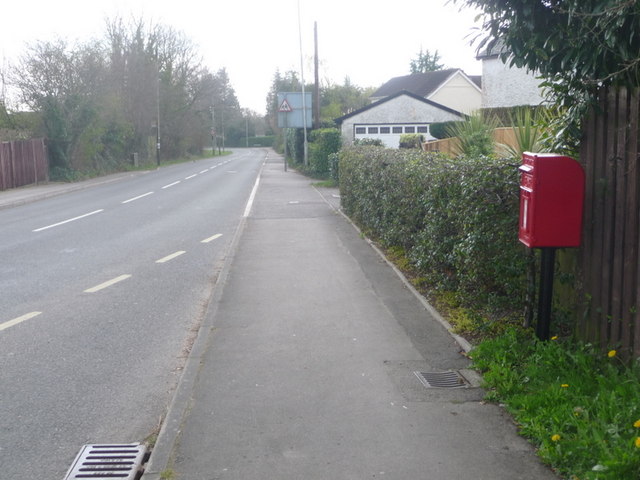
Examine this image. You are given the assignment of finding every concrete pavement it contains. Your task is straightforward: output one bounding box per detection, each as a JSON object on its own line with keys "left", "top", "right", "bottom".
{"left": 142, "top": 151, "right": 558, "bottom": 480}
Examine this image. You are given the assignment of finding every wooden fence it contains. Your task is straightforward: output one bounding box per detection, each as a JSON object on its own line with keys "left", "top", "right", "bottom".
{"left": 0, "top": 138, "right": 48, "bottom": 190}
{"left": 422, "top": 127, "right": 518, "bottom": 155}
{"left": 578, "top": 86, "right": 640, "bottom": 358}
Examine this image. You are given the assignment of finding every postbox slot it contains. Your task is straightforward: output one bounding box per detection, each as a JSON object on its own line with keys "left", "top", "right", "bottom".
{"left": 519, "top": 190, "right": 533, "bottom": 235}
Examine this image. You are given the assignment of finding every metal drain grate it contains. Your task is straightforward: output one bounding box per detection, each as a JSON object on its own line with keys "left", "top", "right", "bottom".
{"left": 63, "top": 443, "right": 147, "bottom": 480}
{"left": 415, "top": 370, "right": 468, "bottom": 389}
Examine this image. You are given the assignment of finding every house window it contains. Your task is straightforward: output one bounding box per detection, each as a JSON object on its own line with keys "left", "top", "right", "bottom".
{"left": 392, "top": 126, "right": 403, "bottom": 134}
{"left": 368, "top": 127, "right": 379, "bottom": 134}
{"left": 355, "top": 127, "right": 366, "bottom": 134}
{"left": 417, "top": 126, "right": 429, "bottom": 133}
{"left": 405, "top": 126, "right": 415, "bottom": 133}
{"left": 380, "top": 127, "right": 390, "bottom": 134}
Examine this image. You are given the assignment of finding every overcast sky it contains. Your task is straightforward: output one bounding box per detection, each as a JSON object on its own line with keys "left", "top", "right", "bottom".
{"left": 1, "top": 0, "right": 484, "bottom": 114}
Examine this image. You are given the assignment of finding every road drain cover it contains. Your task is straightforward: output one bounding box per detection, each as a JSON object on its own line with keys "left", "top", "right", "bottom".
{"left": 415, "top": 370, "right": 468, "bottom": 389}
{"left": 64, "top": 443, "right": 147, "bottom": 479}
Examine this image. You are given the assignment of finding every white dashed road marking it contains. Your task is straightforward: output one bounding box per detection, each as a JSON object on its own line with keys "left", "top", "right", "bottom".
{"left": 156, "top": 251, "right": 186, "bottom": 263}
{"left": 0, "top": 312, "right": 42, "bottom": 332}
{"left": 33, "top": 209, "right": 104, "bottom": 232}
{"left": 122, "top": 192, "right": 154, "bottom": 204}
{"left": 84, "top": 274, "right": 132, "bottom": 293}
{"left": 201, "top": 233, "right": 223, "bottom": 243}
{"left": 162, "top": 181, "right": 181, "bottom": 189}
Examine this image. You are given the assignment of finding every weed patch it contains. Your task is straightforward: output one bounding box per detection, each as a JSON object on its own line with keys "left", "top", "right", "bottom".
{"left": 472, "top": 328, "right": 640, "bottom": 479}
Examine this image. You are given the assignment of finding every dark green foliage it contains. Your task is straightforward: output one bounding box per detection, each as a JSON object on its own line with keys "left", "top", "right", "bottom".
{"left": 285, "top": 128, "right": 305, "bottom": 164}
{"left": 446, "top": 112, "right": 499, "bottom": 157}
{"left": 328, "top": 152, "right": 340, "bottom": 182}
{"left": 244, "top": 136, "right": 275, "bottom": 147}
{"left": 339, "top": 146, "right": 527, "bottom": 318}
{"left": 452, "top": 0, "right": 640, "bottom": 151}
{"left": 429, "top": 121, "right": 463, "bottom": 139}
{"left": 481, "top": 105, "right": 547, "bottom": 127}
{"left": 308, "top": 128, "right": 341, "bottom": 176}
{"left": 398, "top": 133, "right": 424, "bottom": 149}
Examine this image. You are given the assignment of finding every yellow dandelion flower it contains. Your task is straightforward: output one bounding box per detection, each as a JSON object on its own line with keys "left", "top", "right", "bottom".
{"left": 635, "top": 437, "right": 640, "bottom": 448}
{"left": 634, "top": 420, "right": 640, "bottom": 428}
{"left": 561, "top": 384, "right": 569, "bottom": 388}
{"left": 608, "top": 350, "right": 617, "bottom": 358}
{"left": 551, "top": 336, "right": 558, "bottom": 340}
{"left": 551, "top": 434, "right": 561, "bottom": 442}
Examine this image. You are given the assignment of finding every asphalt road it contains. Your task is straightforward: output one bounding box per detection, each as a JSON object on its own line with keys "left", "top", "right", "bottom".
{"left": 0, "top": 148, "right": 267, "bottom": 479}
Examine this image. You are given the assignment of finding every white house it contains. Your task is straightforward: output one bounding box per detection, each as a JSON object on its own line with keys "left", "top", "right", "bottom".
{"left": 335, "top": 90, "right": 464, "bottom": 148}
{"left": 370, "top": 68, "right": 482, "bottom": 115}
{"left": 476, "top": 39, "right": 546, "bottom": 108}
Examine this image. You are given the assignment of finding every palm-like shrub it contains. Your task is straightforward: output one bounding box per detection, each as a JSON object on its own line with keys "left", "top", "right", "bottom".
{"left": 446, "top": 112, "right": 499, "bottom": 156}
{"left": 498, "top": 107, "right": 549, "bottom": 158}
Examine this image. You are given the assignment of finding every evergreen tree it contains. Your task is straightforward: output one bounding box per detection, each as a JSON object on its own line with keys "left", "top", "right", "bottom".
{"left": 409, "top": 48, "right": 445, "bottom": 73}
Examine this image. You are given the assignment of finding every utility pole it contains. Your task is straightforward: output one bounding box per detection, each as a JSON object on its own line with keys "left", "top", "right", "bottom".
{"left": 297, "top": 0, "right": 309, "bottom": 166}
{"left": 221, "top": 107, "right": 225, "bottom": 152}
{"left": 314, "top": 21, "right": 320, "bottom": 129}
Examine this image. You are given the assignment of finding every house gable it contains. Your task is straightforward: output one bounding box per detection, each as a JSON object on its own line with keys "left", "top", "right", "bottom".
{"left": 476, "top": 38, "right": 546, "bottom": 108}
{"left": 335, "top": 91, "right": 464, "bottom": 148}
{"left": 370, "top": 69, "right": 482, "bottom": 114}
{"left": 427, "top": 70, "right": 482, "bottom": 114}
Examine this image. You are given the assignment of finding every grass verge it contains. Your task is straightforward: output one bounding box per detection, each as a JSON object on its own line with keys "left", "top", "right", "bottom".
{"left": 472, "top": 327, "right": 640, "bottom": 479}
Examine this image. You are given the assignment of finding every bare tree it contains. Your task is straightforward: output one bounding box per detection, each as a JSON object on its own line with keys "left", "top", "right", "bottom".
{"left": 12, "top": 38, "right": 106, "bottom": 170}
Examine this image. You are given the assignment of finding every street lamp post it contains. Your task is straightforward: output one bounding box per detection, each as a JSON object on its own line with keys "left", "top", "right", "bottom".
{"left": 156, "top": 71, "right": 161, "bottom": 167}
{"left": 210, "top": 106, "right": 216, "bottom": 156}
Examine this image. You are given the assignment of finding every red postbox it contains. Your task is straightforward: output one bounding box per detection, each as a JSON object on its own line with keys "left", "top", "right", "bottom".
{"left": 518, "top": 152, "right": 585, "bottom": 248}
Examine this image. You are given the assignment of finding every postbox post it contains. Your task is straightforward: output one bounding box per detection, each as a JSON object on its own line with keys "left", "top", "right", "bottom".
{"left": 536, "top": 248, "right": 556, "bottom": 341}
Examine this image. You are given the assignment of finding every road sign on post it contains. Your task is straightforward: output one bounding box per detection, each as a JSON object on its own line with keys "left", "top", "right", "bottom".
{"left": 277, "top": 92, "right": 312, "bottom": 129}
{"left": 278, "top": 99, "right": 293, "bottom": 113}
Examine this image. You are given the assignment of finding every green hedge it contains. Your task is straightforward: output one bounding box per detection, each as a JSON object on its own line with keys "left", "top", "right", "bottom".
{"left": 309, "top": 128, "right": 341, "bottom": 176}
{"left": 399, "top": 133, "right": 424, "bottom": 148}
{"left": 339, "top": 145, "right": 527, "bottom": 320}
{"left": 429, "top": 120, "right": 464, "bottom": 139}
{"left": 247, "top": 136, "right": 275, "bottom": 147}
{"left": 285, "top": 128, "right": 305, "bottom": 163}
{"left": 224, "top": 136, "right": 275, "bottom": 148}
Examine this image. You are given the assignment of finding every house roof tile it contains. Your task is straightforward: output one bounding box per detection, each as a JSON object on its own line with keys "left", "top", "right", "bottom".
{"left": 476, "top": 38, "right": 508, "bottom": 59}
{"left": 370, "top": 68, "right": 461, "bottom": 99}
